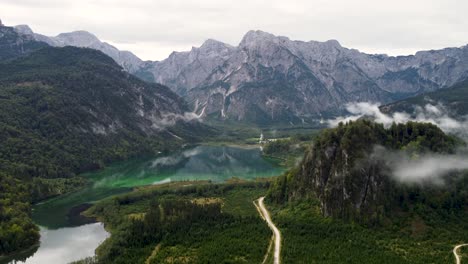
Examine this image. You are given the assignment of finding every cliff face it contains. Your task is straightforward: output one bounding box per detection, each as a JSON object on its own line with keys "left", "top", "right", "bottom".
{"left": 139, "top": 31, "right": 468, "bottom": 124}
{"left": 270, "top": 120, "right": 458, "bottom": 223}
{"left": 292, "top": 121, "right": 392, "bottom": 221}
{"left": 12, "top": 25, "right": 468, "bottom": 125}
{"left": 11, "top": 23, "right": 468, "bottom": 125}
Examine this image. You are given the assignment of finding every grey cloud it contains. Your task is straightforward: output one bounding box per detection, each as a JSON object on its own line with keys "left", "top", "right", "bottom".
{"left": 393, "top": 154, "right": 468, "bottom": 184}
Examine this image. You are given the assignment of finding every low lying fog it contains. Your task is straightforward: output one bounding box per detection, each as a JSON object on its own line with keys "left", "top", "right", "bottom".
{"left": 328, "top": 102, "right": 468, "bottom": 185}
{"left": 371, "top": 146, "right": 468, "bottom": 185}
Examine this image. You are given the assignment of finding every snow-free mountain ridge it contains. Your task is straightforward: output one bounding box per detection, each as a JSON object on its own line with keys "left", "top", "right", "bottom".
{"left": 13, "top": 24, "right": 468, "bottom": 125}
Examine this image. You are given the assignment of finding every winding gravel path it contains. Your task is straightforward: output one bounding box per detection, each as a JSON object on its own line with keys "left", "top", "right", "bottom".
{"left": 454, "top": 244, "right": 468, "bottom": 264}
{"left": 255, "top": 197, "right": 281, "bottom": 264}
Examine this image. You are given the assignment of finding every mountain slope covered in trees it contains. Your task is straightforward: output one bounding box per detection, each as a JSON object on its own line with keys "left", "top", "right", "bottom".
{"left": 0, "top": 46, "right": 210, "bottom": 255}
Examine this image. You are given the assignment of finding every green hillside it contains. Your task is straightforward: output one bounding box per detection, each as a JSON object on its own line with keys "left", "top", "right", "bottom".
{"left": 0, "top": 46, "right": 210, "bottom": 255}
{"left": 268, "top": 120, "right": 468, "bottom": 263}
{"left": 266, "top": 120, "right": 468, "bottom": 262}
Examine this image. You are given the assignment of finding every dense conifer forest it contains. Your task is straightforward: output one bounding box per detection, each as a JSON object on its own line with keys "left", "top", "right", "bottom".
{"left": 85, "top": 181, "right": 272, "bottom": 263}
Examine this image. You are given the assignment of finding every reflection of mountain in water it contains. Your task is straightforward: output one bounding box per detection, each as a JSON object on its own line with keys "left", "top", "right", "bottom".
{"left": 100, "top": 146, "right": 282, "bottom": 185}
{"left": 174, "top": 146, "right": 280, "bottom": 180}
{"left": 32, "top": 146, "right": 284, "bottom": 229}
{"left": 137, "top": 146, "right": 281, "bottom": 181}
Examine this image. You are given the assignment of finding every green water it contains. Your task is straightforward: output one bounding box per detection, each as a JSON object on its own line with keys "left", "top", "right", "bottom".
{"left": 33, "top": 145, "right": 284, "bottom": 229}
{"left": 5, "top": 145, "right": 284, "bottom": 264}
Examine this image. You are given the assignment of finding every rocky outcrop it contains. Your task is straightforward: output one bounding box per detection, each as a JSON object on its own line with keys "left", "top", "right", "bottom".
{"left": 136, "top": 39, "right": 236, "bottom": 96}
{"left": 271, "top": 120, "right": 457, "bottom": 223}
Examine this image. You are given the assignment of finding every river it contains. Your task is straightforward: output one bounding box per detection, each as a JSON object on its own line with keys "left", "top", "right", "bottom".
{"left": 4, "top": 145, "right": 284, "bottom": 264}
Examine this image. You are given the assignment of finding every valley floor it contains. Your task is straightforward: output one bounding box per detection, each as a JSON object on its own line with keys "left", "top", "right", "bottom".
{"left": 75, "top": 179, "right": 468, "bottom": 264}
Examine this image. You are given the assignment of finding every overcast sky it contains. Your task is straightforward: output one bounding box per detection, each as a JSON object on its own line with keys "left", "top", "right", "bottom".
{"left": 1, "top": 0, "right": 467, "bottom": 60}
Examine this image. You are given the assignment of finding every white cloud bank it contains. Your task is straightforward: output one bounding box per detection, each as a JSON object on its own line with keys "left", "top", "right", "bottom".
{"left": 393, "top": 154, "right": 468, "bottom": 184}
{"left": 151, "top": 112, "right": 201, "bottom": 130}
{"left": 370, "top": 146, "right": 468, "bottom": 185}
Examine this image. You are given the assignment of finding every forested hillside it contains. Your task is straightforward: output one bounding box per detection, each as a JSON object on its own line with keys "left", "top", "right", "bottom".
{"left": 267, "top": 120, "right": 468, "bottom": 262}
{"left": 0, "top": 46, "right": 210, "bottom": 255}
{"left": 269, "top": 120, "right": 466, "bottom": 224}
{"left": 85, "top": 182, "right": 271, "bottom": 264}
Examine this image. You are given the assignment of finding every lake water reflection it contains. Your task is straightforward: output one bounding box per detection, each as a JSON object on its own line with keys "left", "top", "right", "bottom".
{"left": 4, "top": 145, "right": 284, "bottom": 264}
{"left": 7, "top": 223, "right": 108, "bottom": 264}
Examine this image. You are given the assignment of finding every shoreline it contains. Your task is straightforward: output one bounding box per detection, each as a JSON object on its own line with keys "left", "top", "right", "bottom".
{"left": 0, "top": 243, "right": 40, "bottom": 264}
{"left": 15, "top": 144, "right": 284, "bottom": 263}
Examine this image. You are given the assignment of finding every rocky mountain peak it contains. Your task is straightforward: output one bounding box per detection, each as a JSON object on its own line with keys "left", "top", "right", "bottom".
{"left": 201, "top": 38, "right": 228, "bottom": 48}
{"left": 239, "top": 30, "right": 280, "bottom": 47}
{"left": 55, "top": 30, "right": 100, "bottom": 46}
{"left": 14, "top": 25, "right": 34, "bottom": 35}
{"left": 11, "top": 25, "right": 143, "bottom": 72}
{"left": 0, "top": 18, "right": 4, "bottom": 27}
{"left": 135, "top": 30, "right": 468, "bottom": 125}
{"left": 198, "top": 38, "right": 235, "bottom": 59}
{"left": 200, "top": 38, "right": 234, "bottom": 52}
{"left": 324, "top": 39, "right": 341, "bottom": 48}
{"left": 16, "top": 25, "right": 463, "bottom": 126}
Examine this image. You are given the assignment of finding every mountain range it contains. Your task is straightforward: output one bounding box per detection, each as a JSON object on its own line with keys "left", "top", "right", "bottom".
{"left": 11, "top": 23, "right": 468, "bottom": 125}
{"left": 13, "top": 25, "right": 144, "bottom": 72}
